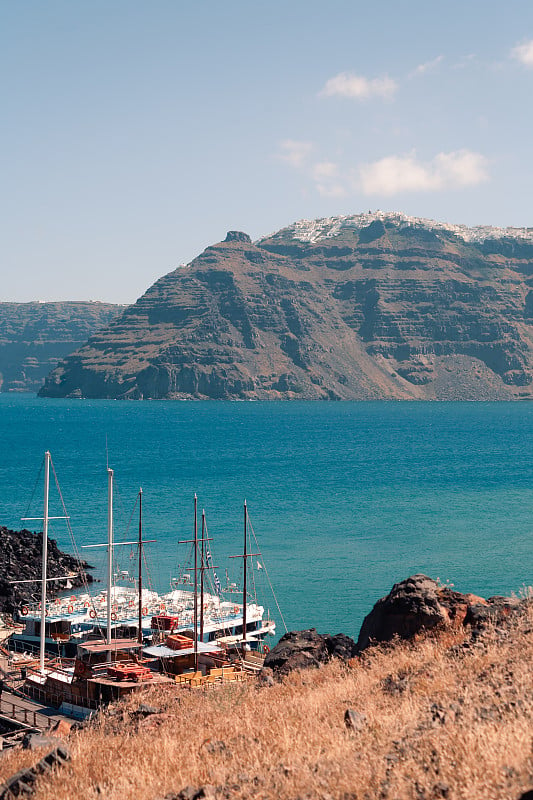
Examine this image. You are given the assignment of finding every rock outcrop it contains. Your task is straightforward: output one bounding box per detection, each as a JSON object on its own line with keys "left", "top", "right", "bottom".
{"left": 0, "top": 301, "right": 122, "bottom": 393}
{"left": 39, "top": 212, "right": 533, "bottom": 400}
{"left": 263, "top": 575, "right": 528, "bottom": 678}
{"left": 356, "top": 574, "right": 485, "bottom": 650}
{"left": 0, "top": 527, "right": 93, "bottom": 615}
{"left": 263, "top": 628, "right": 358, "bottom": 677}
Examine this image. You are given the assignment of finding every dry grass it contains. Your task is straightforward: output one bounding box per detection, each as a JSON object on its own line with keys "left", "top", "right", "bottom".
{"left": 15, "top": 609, "right": 533, "bottom": 799}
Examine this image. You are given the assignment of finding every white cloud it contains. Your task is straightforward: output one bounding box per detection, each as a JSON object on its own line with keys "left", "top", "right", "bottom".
{"left": 310, "top": 162, "right": 347, "bottom": 197}
{"left": 320, "top": 72, "right": 397, "bottom": 99}
{"left": 311, "top": 161, "right": 339, "bottom": 181}
{"left": 359, "top": 150, "right": 489, "bottom": 196}
{"left": 511, "top": 39, "right": 533, "bottom": 66}
{"left": 277, "top": 139, "right": 314, "bottom": 168}
{"left": 452, "top": 53, "right": 476, "bottom": 70}
{"left": 409, "top": 55, "right": 443, "bottom": 77}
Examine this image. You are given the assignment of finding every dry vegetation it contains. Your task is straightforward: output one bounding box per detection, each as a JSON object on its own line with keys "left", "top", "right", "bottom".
{"left": 8, "top": 607, "right": 533, "bottom": 800}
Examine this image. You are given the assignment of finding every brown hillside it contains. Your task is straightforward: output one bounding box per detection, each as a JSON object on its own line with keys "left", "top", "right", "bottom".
{"left": 23, "top": 602, "right": 533, "bottom": 800}
{"left": 0, "top": 301, "right": 122, "bottom": 393}
{"left": 39, "top": 216, "right": 533, "bottom": 400}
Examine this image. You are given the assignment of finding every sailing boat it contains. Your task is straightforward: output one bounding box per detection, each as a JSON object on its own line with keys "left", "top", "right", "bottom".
{"left": 148, "top": 499, "right": 277, "bottom": 660}
{"left": 18, "top": 463, "right": 172, "bottom": 718}
{"left": 10, "top": 451, "right": 91, "bottom": 660}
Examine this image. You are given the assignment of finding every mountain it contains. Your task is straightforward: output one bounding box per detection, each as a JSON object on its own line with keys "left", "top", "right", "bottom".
{"left": 39, "top": 212, "right": 533, "bottom": 400}
{"left": 0, "top": 301, "right": 122, "bottom": 392}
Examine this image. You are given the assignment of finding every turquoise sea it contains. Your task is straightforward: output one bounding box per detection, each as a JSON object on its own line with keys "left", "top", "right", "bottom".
{"left": 0, "top": 394, "right": 532, "bottom": 642}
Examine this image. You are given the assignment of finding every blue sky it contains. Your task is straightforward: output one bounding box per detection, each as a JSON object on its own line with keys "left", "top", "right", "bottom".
{"left": 2, "top": 0, "right": 533, "bottom": 303}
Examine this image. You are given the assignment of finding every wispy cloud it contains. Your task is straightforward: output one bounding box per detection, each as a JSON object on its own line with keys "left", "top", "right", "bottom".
{"left": 511, "top": 39, "right": 533, "bottom": 66}
{"left": 319, "top": 72, "right": 397, "bottom": 100}
{"left": 310, "top": 162, "right": 347, "bottom": 197}
{"left": 359, "top": 150, "right": 489, "bottom": 196}
{"left": 409, "top": 55, "right": 444, "bottom": 78}
{"left": 277, "top": 139, "right": 314, "bottom": 168}
{"left": 452, "top": 54, "right": 476, "bottom": 70}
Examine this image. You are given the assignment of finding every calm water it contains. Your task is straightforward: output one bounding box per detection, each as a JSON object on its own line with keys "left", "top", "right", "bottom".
{"left": 0, "top": 394, "right": 532, "bottom": 641}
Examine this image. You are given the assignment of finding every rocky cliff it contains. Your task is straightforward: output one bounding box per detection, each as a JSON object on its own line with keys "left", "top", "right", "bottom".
{"left": 0, "top": 301, "right": 122, "bottom": 392}
{"left": 39, "top": 213, "right": 533, "bottom": 400}
{"left": 0, "top": 526, "right": 93, "bottom": 615}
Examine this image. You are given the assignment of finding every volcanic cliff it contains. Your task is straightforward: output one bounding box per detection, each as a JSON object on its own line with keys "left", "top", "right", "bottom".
{"left": 39, "top": 213, "right": 533, "bottom": 400}
{"left": 0, "top": 301, "right": 122, "bottom": 393}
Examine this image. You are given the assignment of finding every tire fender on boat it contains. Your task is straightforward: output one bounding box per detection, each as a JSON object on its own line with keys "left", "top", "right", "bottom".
{"left": 21, "top": 606, "right": 29, "bottom": 616}
{"left": 111, "top": 612, "right": 118, "bottom": 621}
{"left": 68, "top": 605, "right": 74, "bottom": 613}
{"left": 142, "top": 607, "right": 148, "bottom": 616}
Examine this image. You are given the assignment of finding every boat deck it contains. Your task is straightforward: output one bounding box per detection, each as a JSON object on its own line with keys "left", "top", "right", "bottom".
{"left": 87, "top": 672, "right": 173, "bottom": 689}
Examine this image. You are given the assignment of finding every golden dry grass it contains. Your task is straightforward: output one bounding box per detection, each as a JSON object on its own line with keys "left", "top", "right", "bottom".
{"left": 11, "top": 608, "right": 533, "bottom": 800}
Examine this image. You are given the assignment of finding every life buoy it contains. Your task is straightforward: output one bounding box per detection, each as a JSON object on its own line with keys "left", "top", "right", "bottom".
{"left": 68, "top": 605, "right": 74, "bottom": 613}
{"left": 262, "top": 644, "right": 270, "bottom": 654}
{"left": 21, "top": 606, "right": 29, "bottom": 616}
{"left": 83, "top": 601, "right": 90, "bottom": 608}
{"left": 160, "top": 603, "right": 166, "bottom": 612}
{"left": 128, "top": 599, "right": 134, "bottom": 608}
{"left": 142, "top": 607, "right": 148, "bottom": 616}
{"left": 111, "top": 612, "right": 118, "bottom": 621}
{"left": 233, "top": 606, "right": 239, "bottom": 614}
{"left": 89, "top": 609, "right": 97, "bottom": 619}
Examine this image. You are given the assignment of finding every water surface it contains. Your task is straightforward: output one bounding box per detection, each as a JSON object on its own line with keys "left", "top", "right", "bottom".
{"left": 0, "top": 395, "right": 531, "bottom": 640}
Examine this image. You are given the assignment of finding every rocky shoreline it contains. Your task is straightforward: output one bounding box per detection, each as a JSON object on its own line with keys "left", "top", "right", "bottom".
{"left": 262, "top": 574, "right": 528, "bottom": 679}
{"left": 0, "top": 526, "right": 93, "bottom": 615}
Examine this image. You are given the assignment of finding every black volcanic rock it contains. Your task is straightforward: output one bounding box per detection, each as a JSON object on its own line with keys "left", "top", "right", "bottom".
{"left": 0, "top": 527, "right": 93, "bottom": 615}
{"left": 263, "top": 628, "right": 358, "bottom": 677}
{"left": 39, "top": 213, "right": 533, "bottom": 400}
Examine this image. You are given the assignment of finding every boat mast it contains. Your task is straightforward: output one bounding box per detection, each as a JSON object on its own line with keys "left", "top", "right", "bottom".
{"left": 200, "top": 509, "right": 205, "bottom": 643}
{"left": 138, "top": 488, "right": 143, "bottom": 645}
{"left": 193, "top": 494, "right": 198, "bottom": 672}
{"left": 243, "top": 499, "right": 247, "bottom": 644}
{"left": 39, "top": 451, "right": 51, "bottom": 675}
{"left": 107, "top": 467, "right": 113, "bottom": 647}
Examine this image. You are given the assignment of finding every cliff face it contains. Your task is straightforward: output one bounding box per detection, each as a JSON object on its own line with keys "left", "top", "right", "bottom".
{"left": 39, "top": 215, "right": 533, "bottom": 400}
{"left": 0, "top": 301, "right": 122, "bottom": 392}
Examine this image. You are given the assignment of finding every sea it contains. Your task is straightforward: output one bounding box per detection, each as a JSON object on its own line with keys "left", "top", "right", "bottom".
{"left": 0, "top": 394, "right": 532, "bottom": 642}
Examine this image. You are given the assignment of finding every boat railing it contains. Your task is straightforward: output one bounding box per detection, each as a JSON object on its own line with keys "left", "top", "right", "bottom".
{"left": 1, "top": 691, "right": 56, "bottom": 730}
{"left": 23, "top": 682, "right": 99, "bottom": 712}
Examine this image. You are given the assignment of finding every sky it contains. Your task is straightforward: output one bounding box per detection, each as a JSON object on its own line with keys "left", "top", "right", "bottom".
{"left": 2, "top": 0, "right": 533, "bottom": 304}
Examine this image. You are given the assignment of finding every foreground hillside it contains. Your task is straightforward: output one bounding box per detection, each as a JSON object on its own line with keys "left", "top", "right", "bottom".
{"left": 5, "top": 583, "right": 531, "bottom": 800}
{"left": 40, "top": 212, "right": 533, "bottom": 400}
{"left": 0, "top": 301, "right": 122, "bottom": 392}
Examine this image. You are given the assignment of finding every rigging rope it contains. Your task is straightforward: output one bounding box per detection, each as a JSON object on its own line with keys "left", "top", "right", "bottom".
{"left": 50, "top": 457, "right": 100, "bottom": 620}
{"left": 23, "top": 454, "right": 44, "bottom": 523}
{"left": 247, "top": 511, "right": 288, "bottom": 633}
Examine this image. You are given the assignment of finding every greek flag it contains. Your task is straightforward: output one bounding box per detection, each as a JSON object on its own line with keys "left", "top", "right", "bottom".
{"left": 206, "top": 547, "right": 221, "bottom": 595}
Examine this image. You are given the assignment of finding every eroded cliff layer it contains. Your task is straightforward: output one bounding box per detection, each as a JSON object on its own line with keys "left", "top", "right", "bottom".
{"left": 39, "top": 214, "right": 533, "bottom": 400}
{"left": 0, "top": 301, "right": 122, "bottom": 392}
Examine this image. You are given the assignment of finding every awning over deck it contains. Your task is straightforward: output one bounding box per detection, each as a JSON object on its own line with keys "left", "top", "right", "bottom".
{"left": 143, "top": 641, "right": 222, "bottom": 658}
